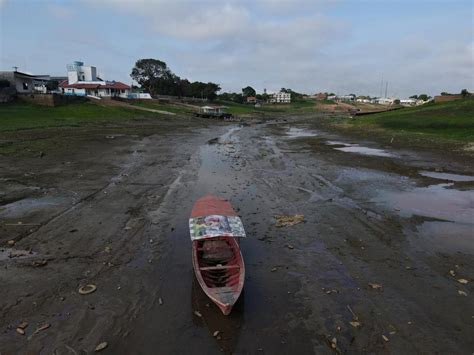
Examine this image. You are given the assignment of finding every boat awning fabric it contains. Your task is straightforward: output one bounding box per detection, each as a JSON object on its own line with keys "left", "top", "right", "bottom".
{"left": 189, "top": 215, "right": 247, "bottom": 241}
{"left": 190, "top": 195, "right": 237, "bottom": 217}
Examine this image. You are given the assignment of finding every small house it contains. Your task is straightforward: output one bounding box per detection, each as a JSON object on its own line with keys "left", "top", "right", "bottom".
{"left": 246, "top": 96, "right": 257, "bottom": 104}
{"left": 269, "top": 91, "right": 291, "bottom": 103}
{"left": 0, "top": 70, "right": 50, "bottom": 93}
{"left": 58, "top": 61, "right": 131, "bottom": 98}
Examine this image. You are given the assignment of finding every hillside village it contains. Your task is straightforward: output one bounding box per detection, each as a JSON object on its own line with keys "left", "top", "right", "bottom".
{"left": 1, "top": 59, "right": 466, "bottom": 112}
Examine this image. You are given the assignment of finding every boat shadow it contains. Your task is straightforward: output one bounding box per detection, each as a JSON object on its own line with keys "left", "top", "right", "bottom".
{"left": 191, "top": 276, "right": 245, "bottom": 353}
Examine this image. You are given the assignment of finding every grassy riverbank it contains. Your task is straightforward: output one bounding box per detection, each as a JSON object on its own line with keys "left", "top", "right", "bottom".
{"left": 0, "top": 101, "right": 159, "bottom": 131}
{"left": 351, "top": 99, "right": 474, "bottom": 141}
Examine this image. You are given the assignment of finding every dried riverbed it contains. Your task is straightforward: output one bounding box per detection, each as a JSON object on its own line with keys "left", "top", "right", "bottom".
{"left": 0, "top": 114, "right": 473, "bottom": 354}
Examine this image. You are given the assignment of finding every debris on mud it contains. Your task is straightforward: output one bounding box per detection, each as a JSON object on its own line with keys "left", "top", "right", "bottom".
{"left": 78, "top": 284, "right": 97, "bottom": 295}
{"left": 349, "top": 321, "right": 361, "bottom": 328}
{"left": 33, "top": 323, "right": 50, "bottom": 335}
{"left": 457, "top": 279, "right": 469, "bottom": 284}
{"left": 31, "top": 260, "right": 48, "bottom": 267}
{"left": 15, "top": 322, "right": 28, "bottom": 335}
{"left": 368, "top": 283, "right": 383, "bottom": 290}
{"left": 17, "top": 322, "right": 28, "bottom": 330}
{"left": 95, "top": 342, "right": 108, "bottom": 352}
{"left": 274, "top": 214, "right": 305, "bottom": 227}
{"left": 458, "top": 290, "right": 468, "bottom": 296}
{"left": 327, "top": 337, "right": 339, "bottom": 352}
{"left": 382, "top": 335, "right": 389, "bottom": 342}
{"left": 194, "top": 310, "right": 202, "bottom": 318}
{"left": 207, "top": 137, "right": 219, "bottom": 145}
{"left": 213, "top": 331, "right": 220, "bottom": 337}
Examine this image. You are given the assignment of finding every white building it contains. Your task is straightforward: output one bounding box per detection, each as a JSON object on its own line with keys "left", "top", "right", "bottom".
{"left": 269, "top": 91, "right": 291, "bottom": 103}
{"left": 400, "top": 98, "right": 418, "bottom": 106}
{"left": 59, "top": 61, "right": 131, "bottom": 98}
{"left": 374, "top": 97, "right": 395, "bottom": 105}
{"left": 0, "top": 70, "right": 50, "bottom": 93}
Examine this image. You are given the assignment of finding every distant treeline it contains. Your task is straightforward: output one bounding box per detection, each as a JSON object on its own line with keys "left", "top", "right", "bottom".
{"left": 131, "top": 59, "right": 220, "bottom": 100}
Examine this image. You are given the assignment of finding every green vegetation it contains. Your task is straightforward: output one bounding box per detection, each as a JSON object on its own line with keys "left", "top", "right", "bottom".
{"left": 127, "top": 100, "right": 193, "bottom": 114}
{"left": 131, "top": 58, "right": 220, "bottom": 100}
{"left": 351, "top": 99, "right": 474, "bottom": 141}
{"left": 0, "top": 102, "right": 159, "bottom": 131}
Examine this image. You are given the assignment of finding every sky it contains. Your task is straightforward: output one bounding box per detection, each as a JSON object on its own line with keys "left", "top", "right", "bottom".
{"left": 0, "top": 0, "right": 473, "bottom": 97}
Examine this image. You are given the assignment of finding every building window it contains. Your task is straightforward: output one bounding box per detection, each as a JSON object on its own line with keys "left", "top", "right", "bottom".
{"left": 22, "top": 82, "right": 28, "bottom": 90}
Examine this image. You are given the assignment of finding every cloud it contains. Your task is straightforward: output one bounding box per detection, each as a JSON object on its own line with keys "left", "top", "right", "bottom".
{"left": 62, "top": 0, "right": 474, "bottom": 95}
{"left": 47, "top": 3, "right": 74, "bottom": 18}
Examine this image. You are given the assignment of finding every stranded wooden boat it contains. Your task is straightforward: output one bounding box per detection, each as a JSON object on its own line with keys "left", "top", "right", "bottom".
{"left": 189, "top": 195, "right": 246, "bottom": 315}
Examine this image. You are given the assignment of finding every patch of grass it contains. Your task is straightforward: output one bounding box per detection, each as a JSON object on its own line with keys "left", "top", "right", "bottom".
{"left": 0, "top": 101, "right": 160, "bottom": 131}
{"left": 215, "top": 99, "right": 319, "bottom": 115}
{"left": 351, "top": 99, "right": 474, "bottom": 141}
{"left": 127, "top": 100, "right": 193, "bottom": 114}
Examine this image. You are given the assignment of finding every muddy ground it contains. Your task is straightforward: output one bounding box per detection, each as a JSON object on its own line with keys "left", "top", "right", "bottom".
{"left": 0, "top": 113, "right": 473, "bottom": 354}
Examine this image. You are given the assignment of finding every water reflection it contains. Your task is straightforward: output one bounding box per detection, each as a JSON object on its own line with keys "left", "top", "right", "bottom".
{"left": 191, "top": 277, "right": 244, "bottom": 354}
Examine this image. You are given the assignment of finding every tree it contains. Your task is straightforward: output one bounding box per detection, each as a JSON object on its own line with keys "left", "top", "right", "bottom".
{"left": 461, "top": 89, "right": 471, "bottom": 98}
{"left": 242, "top": 86, "right": 256, "bottom": 97}
{"left": 131, "top": 58, "right": 221, "bottom": 99}
{"left": 409, "top": 95, "right": 418, "bottom": 99}
{"left": 46, "top": 80, "right": 59, "bottom": 92}
{"left": 130, "top": 59, "right": 176, "bottom": 96}
{"left": 417, "top": 94, "right": 431, "bottom": 101}
{"left": 440, "top": 92, "right": 452, "bottom": 96}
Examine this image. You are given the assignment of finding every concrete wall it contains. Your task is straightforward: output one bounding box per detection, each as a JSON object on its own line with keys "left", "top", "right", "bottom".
{"left": 63, "top": 88, "right": 87, "bottom": 96}
{"left": 0, "top": 87, "right": 17, "bottom": 103}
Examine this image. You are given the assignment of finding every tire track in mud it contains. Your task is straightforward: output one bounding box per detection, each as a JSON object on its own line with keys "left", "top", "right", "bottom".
{"left": 0, "top": 128, "right": 218, "bottom": 354}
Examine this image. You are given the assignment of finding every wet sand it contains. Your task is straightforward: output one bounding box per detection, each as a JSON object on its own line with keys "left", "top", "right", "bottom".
{"left": 0, "top": 114, "right": 473, "bottom": 354}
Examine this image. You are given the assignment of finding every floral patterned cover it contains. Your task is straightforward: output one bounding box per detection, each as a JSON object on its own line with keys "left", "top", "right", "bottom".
{"left": 189, "top": 215, "right": 247, "bottom": 241}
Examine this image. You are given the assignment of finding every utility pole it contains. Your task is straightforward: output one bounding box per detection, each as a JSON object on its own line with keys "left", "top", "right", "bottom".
{"left": 13, "top": 66, "right": 18, "bottom": 72}
{"left": 380, "top": 75, "right": 383, "bottom": 98}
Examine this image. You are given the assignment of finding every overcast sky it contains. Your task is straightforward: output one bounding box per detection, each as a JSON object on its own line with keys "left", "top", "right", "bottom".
{"left": 1, "top": 0, "right": 473, "bottom": 97}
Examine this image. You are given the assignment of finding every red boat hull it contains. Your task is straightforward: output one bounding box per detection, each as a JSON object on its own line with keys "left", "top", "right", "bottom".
{"left": 190, "top": 195, "right": 245, "bottom": 315}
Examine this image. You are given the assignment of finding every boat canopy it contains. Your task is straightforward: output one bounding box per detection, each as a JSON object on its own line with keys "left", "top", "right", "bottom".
{"left": 189, "top": 215, "right": 247, "bottom": 241}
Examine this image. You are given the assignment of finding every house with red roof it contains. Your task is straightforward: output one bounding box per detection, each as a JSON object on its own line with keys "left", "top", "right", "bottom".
{"left": 59, "top": 61, "right": 130, "bottom": 98}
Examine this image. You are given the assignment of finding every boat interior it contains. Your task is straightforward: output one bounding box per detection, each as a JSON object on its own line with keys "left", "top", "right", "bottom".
{"left": 196, "top": 238, "right": 241, "bottom": 289}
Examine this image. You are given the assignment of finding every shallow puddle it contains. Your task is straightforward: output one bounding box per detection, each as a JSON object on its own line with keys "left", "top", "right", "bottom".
{"left": 286, "top": 127, "right": 319, "bottom": 138}
{"left": 0, "top": 248, "right": 36, "bottom": 261}
{"left": 334, "top": 145, "right": 395, "bottom": 157}
{"left": 419, "top": 171, "right": 474, "bottom": 182}
{"left": 374, "top": 183, "right": 474, "bottom": 223}
{"left": 0, "top": 197, "right": 67, "bottom": 219}
{"left": 326, "top": 141, "right": 351, "bottom": 146}
{"left": 416, "top": 221, "right": 474, "bottom": 255}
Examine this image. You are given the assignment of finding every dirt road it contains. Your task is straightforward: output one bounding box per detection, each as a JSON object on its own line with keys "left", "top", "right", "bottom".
{"left": 1, "top": 115, "right": 473, "bottom": 354}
